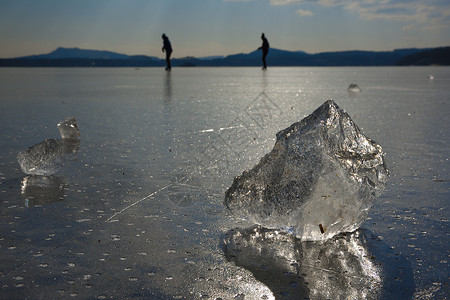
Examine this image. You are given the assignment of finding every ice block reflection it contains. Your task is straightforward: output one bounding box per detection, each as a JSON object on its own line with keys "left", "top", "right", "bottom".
{"left": 62, "top": 138, "right": 80, "bottom": 154}
{"left": 21, "top": 175, "right": 66, "bottom": 207}
{"left": 224, "top": 226, "right": 382, "bottom": 299}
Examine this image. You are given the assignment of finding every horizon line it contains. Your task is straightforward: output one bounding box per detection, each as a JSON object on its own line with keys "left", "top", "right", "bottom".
{"left": 3, "top": 45, "right": 449, "bottom": 60}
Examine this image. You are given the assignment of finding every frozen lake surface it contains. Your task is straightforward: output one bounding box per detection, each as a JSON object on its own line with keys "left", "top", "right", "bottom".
{"left": 0, "top": 67, "right": 448, "bottom": 299}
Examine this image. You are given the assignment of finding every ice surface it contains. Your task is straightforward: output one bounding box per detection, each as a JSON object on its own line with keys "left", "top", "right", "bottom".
{"left": 224, "top": 100, "right": 389, "bottom": 241}
{"left": 57, "top": 117, "right": 80, "bottom": 139}
{"left": 2, "top": 67, "right": 446, "bottom": 299}
{"left": 17, "top": 139, "right": 64, "bottom": 175}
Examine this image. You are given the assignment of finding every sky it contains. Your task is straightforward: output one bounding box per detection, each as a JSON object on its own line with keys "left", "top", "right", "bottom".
{"left": 0, "top": 0, "right": 449, "bottom": 58}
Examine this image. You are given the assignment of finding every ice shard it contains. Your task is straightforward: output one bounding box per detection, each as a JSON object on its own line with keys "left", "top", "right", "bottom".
{"left": 17, "top": 139, "right": 64, "bottom": 176}
{"left": 57, "top": 117, "right": 80, "bottom": 139}
{"left": 224, "top": 100, "right": 389, "bottom": 241}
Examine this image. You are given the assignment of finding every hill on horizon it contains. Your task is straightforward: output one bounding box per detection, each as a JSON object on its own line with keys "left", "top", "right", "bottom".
{"left": 1, "top": 46, "right": 449, "bottom": 67}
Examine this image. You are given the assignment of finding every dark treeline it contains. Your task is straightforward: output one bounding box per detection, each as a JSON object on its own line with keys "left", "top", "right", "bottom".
{"left": 396, "top": 47, "right": 450, "bottom": 66}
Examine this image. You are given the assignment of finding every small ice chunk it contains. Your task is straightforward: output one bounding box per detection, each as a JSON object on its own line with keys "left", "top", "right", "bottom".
{"left": 347, "top": 83, "right": 361, "bottom": 93}
{"left": 17, "top": 139, "right": 64, "bottom": 175}
{"left": 57, "top": 117, "right": 80, "bottom": 139}
{"left": 224, "top": 100, "right": 389, "bottom": 241}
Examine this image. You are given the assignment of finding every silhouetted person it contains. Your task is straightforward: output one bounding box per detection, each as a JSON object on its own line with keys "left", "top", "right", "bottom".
{"left": 258, "top": 33, "right": 269, "bottom": 70}
{"left": 162, "top": 33, "right": 172, "bottom": 71}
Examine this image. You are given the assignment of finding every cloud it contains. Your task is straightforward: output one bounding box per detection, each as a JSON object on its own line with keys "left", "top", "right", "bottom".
{"left": 422, "top": 23, "right": 450, "bottom": 31}
{"left": 402, "top": 24, "right": 415, "bottom": 31}
{"left": 296, "top": 9, "right": 313, "bottom": 17}
{"left": 290, "top": 0, "right": 450, "bottom": 30}
{"left": 270, "top": 0, "right": 302, "bottom": 5}
{"left": 267, "top": 0, "right": 450, "bottom": 32}
{"left": 343, "top": 1, "right": 427, "bottom": 23}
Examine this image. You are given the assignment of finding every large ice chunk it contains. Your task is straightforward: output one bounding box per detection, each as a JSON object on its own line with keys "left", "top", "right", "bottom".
{"left": 224, "top": 100, "right": 389, "bottom": 241}
{"left": 17, "top": 139, "right": 64, "bottom": 176}
{"left": 57, "top": 117, "right": 80, "bottom": 139}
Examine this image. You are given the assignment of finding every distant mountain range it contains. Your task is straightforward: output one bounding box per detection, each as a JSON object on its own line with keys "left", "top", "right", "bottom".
{"left": 1, "top": 46, "right": 449, "bottom": 67}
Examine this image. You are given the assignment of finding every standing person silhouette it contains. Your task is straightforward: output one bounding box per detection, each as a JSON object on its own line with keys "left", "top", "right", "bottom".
{"left": 162, "top": 33, "right": 172, "bottom": 71}
{"left": 258, "top": 33, "right": 269, "bottom": 70}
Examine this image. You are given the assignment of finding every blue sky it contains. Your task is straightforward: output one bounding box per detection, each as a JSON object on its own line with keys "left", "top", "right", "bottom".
{"left": 0, "top": 0, "right": 449, "bottom": 58}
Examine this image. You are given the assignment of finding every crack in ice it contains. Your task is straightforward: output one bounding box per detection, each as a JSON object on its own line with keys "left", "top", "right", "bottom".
{"left": 106, "top": 183, "right": 173, "bottom": 222}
